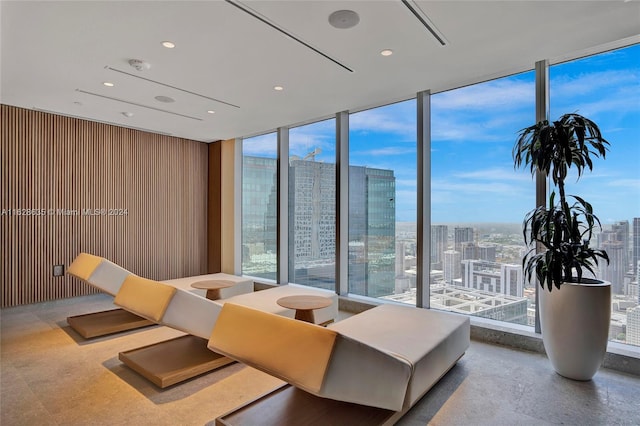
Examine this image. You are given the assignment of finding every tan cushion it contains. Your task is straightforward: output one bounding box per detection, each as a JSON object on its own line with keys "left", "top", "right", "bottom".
{"left": 67, "top": 252, "right": 104, "bottom": 281}
{"left": 114, "top": 275, "right": 176, "bottom": 322}
{"left": 208, "top": 303, "right": 337, "bottom": 393}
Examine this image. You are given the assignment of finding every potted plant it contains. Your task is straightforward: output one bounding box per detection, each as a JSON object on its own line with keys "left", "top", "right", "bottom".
{"left": 513, "top": 113, "right": 611, "bottom": 381}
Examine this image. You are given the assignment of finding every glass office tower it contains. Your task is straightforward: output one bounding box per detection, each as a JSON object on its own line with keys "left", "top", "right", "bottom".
{"left": 243, "top": 155, "right": 396, "bottom": 296}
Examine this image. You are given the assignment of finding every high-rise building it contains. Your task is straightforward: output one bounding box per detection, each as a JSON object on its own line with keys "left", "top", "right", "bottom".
{"left": 454, "top": 227, "right": 474, "bottom": 253}
{"left": 242, "top": 156, "right": 278, "bottom": 279}
{"left": 244, "top": 156, "right": 396, "bottom": 295}
{"left": 633, "top": 218, "right": 640, "bottom": 288}
{"left": 288, "top": 158, "right": 336, "bottom": 289}
{"left": 601, "top": 240, "right": 626, "bottom": 294}
{"left": 461, "top": 260, "right": 523, "bottom": 297}
{"left": 349, "top": 166, "right": 396, "bottom": 297}
{"left": 627, "top": 306, "right": 640, "bottom": 346}
{"left": 460, "top": 242, "right": 496, "bottom": 262}
{"left": 612, "top": 221, "right": 630, "bottom": 270}
{"left": 600, "top": 223, "right": 629, "bottom": 295}
{"left": 443, "top": 250, "right": 462, "bottom": 284}
{"left": 431, "top": 225, "right": 448, "bottom": 270}
{"left": 637, "top": 259, "right": 640, "bottom": 305}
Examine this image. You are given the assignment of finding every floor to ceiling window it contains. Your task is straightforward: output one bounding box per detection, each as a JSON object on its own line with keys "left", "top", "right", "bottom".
{"left": 241, "top": 133, "right": 278, "bottom": 281}
{"left": 550, "top": 44, "right": 640, "bottom": 346}
{"left": 236, "top": 42, "right": 639, "bottom": 349}
{"left": 288, "top": 119, "right": 336, "bottom": 290}
{"left": 430, "top": 70, "right": 536, "bottom": 326}
{"left": 349, "top": 100, "right": 417, "bottom": 301}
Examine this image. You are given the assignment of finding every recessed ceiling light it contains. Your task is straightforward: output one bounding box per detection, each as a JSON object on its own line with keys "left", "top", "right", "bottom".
{"left": 274, "top": 86, "right": 284, "bottom": 91}
{"left": 207, "top": 110, "right": 215, "bottom": 114}
{"left": 162, "top": 41, "right": 176, "bottom": 49}
{"left": 154, "top": 95, "right": 175, "bottom": 103}
{"left": 381, "top": 49, "right": 393, "bottom": 56}
{"left": 122, "top": 112, "right": 134, "bottom": 118}
{"left": 103, "top": 82, "right": 114, "bottom": 87}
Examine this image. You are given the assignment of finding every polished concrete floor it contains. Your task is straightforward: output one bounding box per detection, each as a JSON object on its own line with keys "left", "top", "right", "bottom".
{"left": 1, "top": 294, "right": 639, "bottom": 426}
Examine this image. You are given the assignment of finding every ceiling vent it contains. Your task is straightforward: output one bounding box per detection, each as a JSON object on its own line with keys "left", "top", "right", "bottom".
{"left": 328, "top": 10, "right": 360, "bottom": 29}
{"left": 128, "top": 59, "right": 151, "bottom": 71}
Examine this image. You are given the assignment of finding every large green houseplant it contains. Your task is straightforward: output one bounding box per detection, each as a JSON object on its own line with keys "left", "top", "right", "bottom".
{"left": 513, "top": 113, "right": 611, "bottom": 380}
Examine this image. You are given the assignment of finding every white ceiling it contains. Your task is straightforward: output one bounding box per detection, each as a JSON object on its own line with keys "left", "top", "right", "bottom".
{"left": 1, "top": 1, "right": 639, "bottom": 143}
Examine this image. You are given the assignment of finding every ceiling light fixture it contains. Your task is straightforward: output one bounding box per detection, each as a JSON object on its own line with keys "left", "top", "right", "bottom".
{"left": 381, "top": 49, "right": 393, "bottom": 56}
{"left": 122, "top": 112, "right": 134, "bottom": 118}
{"left": 274, "top": 86, "right": 284, "bottom": 91}
{"left": 103, "top": 82, "right": 114, "bottom": 87}
{"left": 328, "top": 10, "right": 360, "bottom": 29}
{"left": 161, "top": 41, "right": 176, "bottom": 49}
{"left": 207, "top": 110, "right": 215, "bottom": 114}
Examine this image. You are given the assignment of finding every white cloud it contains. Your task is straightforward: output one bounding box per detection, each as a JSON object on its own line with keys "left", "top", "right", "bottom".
{"left": 350, "top": 104, "right": 416, "bottom": 140}
{"left": 434, "top": 78, "right": 535, "bottom": 111}
{"left": 453, "top": 167, "right": 532, "bottom": 183}
{"left": 353, "top": 146, "right": 416, "bottom": 157}
{"left": 606, "top": 178, "right": 640, "bottom": 189}
{"left": 242, "top": 133, "right": 277, "bottom": 156}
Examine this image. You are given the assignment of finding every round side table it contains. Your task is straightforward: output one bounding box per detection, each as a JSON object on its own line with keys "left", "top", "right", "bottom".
{"left": 276, "top": 295, "right": 333, "bottom": 323}
{"left": 190, "top": 280, "right": 236, "bottom": 300}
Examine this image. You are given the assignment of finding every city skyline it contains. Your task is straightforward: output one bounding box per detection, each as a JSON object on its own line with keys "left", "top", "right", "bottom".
{"left": 243, "top": 44, "right": 639, "bottom": 225}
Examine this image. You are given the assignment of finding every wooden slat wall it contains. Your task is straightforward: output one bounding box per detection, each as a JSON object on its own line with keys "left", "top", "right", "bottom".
{"left": 1, "top": 105, "right": 209, "bottom": 307}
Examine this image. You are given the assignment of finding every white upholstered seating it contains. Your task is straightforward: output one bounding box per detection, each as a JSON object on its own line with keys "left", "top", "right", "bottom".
{"left": 208, "top": 302, "right": 470, "bottom": 413}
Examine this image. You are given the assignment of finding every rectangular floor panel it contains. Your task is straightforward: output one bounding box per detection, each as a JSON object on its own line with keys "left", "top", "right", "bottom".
{"left": 67, "top": 308, "right": 154, "bottom": 339}
{"left": 119, "top": 335, "right": 235, "bottom": 388}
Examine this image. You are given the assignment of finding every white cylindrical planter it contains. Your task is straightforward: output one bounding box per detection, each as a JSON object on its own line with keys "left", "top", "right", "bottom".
{"left": 539, "top": 279, "right": 611, "bottom": 381}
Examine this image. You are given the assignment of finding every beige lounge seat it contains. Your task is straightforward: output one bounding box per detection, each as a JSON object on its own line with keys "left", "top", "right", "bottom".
{"left": 66, "top": 253, "right": 153, "bottom": 338}
{"left": 209, "top": 302, "right": 470, "bottom": 425}
{"left": 113, "top": 275, "right": 232, "bottom": 387}
{"left": 66, "top": 252, "right": 253, "bottom": 338}
{"left": 113, "top": 276, "right": 338, "bottom": 387}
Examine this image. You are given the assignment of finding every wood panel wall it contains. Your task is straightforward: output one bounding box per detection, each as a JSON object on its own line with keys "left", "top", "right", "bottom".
{"left": 1, "top": 105, "right": 210, "bottom": 307}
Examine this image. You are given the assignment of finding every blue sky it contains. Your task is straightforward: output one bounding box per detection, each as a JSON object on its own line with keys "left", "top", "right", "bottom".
{"left": 244, "top": 44, "right": 639, "bottom": 225}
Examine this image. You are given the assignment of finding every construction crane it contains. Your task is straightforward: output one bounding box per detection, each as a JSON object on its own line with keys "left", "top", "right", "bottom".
{"left": 303, "top": 147, "right": 322, "bottom": 161}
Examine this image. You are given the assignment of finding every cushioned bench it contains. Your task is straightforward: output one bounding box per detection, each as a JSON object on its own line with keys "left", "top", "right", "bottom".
{"left": 66, "top": 252, "right": 253, "bottom": 338}
{"left": 112, "top": 275, "right": 338, "bottom": 387}
{"left": 66, "top": 253, "right": 153, "bottom": 338}
{"left": 208, "top": 302, "right": 470, "bottom": 424}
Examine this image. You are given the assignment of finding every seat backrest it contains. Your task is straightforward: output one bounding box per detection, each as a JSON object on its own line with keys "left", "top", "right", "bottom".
{"left": 208, "top": 302, "right": 413, "bottom": 411}
{"left": 208, "top": 303, "right": 337, "bottom": 394}
{"left": 67, "top": 252, "right": 104, "bottom": 281}
{"left": 67, "top": 252, "right": 132, "bottom": 296}
{"left": 114, "top": 275, "right": 176, "bottom": 322}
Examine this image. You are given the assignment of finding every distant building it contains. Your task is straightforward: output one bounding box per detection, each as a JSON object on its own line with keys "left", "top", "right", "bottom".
{"left": 626, "top": 306, "right": 640, "bottom": 346}
{"left": 243, "top": 156, "right": 396, "bottom": 295}
{"left": 288, "top": 158, "right": 336, "bottom": 289}
{"left": 348, "top": 166, "right": 396, "bottom": 297}
{"left": 242, "top": 156, "right": 278, "bottom": 279}
{"left": 431, "top": 225, "right": 448, "bottom": 270}
{"left": 599, "top": 221, "right": 630, "bottom": 295}
{"left": 383, "top": 284, "right": 528, "bottom": 325}
{"left": 634, "top": 217, "right": 640, "bottom": 302}
{"left": 443, "top": 250, "right": 462, "bottom": 284}
{"left": 461, "top": 242, "right": 496, "bottom": 262}
{"left": 601, "top": 240, "right": 626, "bottom": 294}
{"left": 461, "top": 260, "right": 523, "bottom": 297}
{"left": 454, "top": 227, "right": 474, "bottom": 253}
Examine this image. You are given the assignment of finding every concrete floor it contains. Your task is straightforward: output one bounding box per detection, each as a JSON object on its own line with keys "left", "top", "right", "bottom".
{"left": 1, "top": 294, "right": 639, "bottom": 426}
